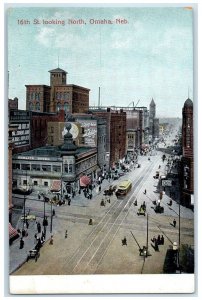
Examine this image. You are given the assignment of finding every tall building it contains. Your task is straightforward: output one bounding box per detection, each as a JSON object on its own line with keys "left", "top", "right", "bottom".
{"left": 180, "top": 98, "right": 194, "bottom": 207}
{"left": 90, "top": 108, "right": 126, "bottom": 168}
{"left": 26, "top": 67, "right": 90, "bottom": 115}
{"left": 149, "top": 98, "right": 159, "bottom": 140}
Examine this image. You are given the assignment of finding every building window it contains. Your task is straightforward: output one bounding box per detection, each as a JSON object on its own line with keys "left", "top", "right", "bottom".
{"left": 57, "top": 102, "right": 61, "bottom": 111}
{"left": 64, "top": 102, "right": 70, "bottom": 112}
{"left": 53, "top": 165, "right": 61, "bottom": 172}
{"left": 13, "top": 163, "right": 20, "bottom": 169}
{"left": 44, "top": 181, "right": 48, "bottom": 186}
{"left": 23, "top": 180, "right": 27, "bottom": 185}
{"left": 51, "top": 127, "right": 54, "bottom": 133}
{"left": 36, "top": 102, "right": 40, "bottom": 111}
{"left": 42, "top": 165, "right": 51, "bottom": 172}
{"left": 64, "top": 164, "right": 69, "bottom": 173}
{"left": 69, "top": 164, "right": 73, "bottom": 173}
{"left": 33, "top": 181, "right": 38, "bottom": 186}
{"left": 21, "top": 164, "right": 30, "bottom": 170}
{"left": 31, "top": 164, "right": 41, "bottom": 171}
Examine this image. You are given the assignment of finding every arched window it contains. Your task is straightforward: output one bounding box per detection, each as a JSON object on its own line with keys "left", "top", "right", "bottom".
{"left": 56, "top": 92, "right": 60, "bottom": 100}
{"left": 36, "top": 102, "right": 40, "bottom": 111}
{"left": 57, "top": 102, "right": 61, "bottom": 111}
{"left": 64, "top": 102, "right": 70, "bottom": 112}
{"left": 29, "top": 102, "right": 33, "bottom": 110}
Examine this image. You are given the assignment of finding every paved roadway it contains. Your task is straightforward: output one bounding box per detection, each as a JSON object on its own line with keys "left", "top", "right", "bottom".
{"left": 11, "top": 146, "right": 194, "bottom": 276}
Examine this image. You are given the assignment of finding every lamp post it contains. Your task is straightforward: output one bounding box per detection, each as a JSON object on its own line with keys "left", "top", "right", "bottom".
{"left": 23, "top": 194, "right": 26, "bottom": 229}
{"left": 43, "top": 198, "right": 46, "bottom": 238}
{"left": 50, "top": 200, "right": 53, "bottom": 233}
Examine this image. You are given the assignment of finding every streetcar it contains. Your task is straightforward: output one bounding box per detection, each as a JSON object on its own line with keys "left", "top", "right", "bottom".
{"left": 115, "top": 180, "right": 132, "bottom": 197}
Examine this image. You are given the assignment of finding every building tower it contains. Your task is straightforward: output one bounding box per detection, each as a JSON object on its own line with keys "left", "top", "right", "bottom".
{"left": 149, "top": 98, "right": 156, "bottom": 138}
{"left": 59, "top": 123, "right": 78, "bottom": 196}
{"left": 49, "top": 67, "right": 67, "bottom": 86}
{"left": 181, "top": 97, "right": 194, "bottom": 207}
{"left": 149, "top": 98, "right": 156, "bottom": 119}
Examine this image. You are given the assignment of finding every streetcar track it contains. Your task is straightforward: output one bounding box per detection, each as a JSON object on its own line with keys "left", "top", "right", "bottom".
{"left": 69, "top": 158, "right": 160, "bottom": 274}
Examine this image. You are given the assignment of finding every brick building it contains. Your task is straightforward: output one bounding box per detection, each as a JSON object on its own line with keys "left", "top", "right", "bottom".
{"left": 90, "top": 108, "right": 126, "bottom": 167}
{"left": 26, "top": 85, "right": 51, "bottom": 112}
{"left": 180, "top": 98, "right": 194, "bottom": 207}
{"left": 9, "top": 109, "right": 65, "bottom": 154}
{"left": 26, "top": 67, "right": 90, "bottom": 115}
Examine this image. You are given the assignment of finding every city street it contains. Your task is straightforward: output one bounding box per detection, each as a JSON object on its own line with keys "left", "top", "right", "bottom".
{"left": 11, "top": 145, "right": 194, "bottom": 275}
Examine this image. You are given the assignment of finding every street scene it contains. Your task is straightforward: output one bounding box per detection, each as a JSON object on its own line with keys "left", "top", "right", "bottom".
{"left": 10, "top": 126, "right": 194, "bottom": 276}
{"left": 7, "top": 5, "right": 194, "bottom": 294}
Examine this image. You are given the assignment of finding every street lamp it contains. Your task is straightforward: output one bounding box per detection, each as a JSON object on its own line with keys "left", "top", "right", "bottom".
{"left": 50, "top": 200, "right": 53, "bottom": 233}
{"left": 23, "top": 194, "right": 26, "bottom": 229}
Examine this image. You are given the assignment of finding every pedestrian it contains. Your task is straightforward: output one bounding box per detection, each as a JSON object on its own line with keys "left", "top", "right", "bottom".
{"left": 22, "top": 228, "right": 26, "bottom": 237}
{"left": 99, "top": 185, "right": 101, "bottom": 193}
{"left": 19, "top": 238, "right": 24, "bottom": 249}
{"left": 134, "top": 199, "right": 137, "bottom": 206}
{"left": 122, "top": 237, "right": 127, "bottom": 246}
{"left": 37, "top": 222, "right": 41, "bottom": 233}
{"left": 34, "top": 233, "right": 38, "bottom": 244}
{"left": 157, "top": 235, "right": 161, "bottom": 245}
{"left": 38, "top": 193, "right": 41, "bottom": 200}
{"left": 49, "top": 235, "right": 53, "bottom": 245}
{"left": 154, "top": 240, "right": 159, "bottom": 251}
{"left": 173, "top": 219, "right": 176, "bottom": 227}
{"left": 26, "top": 220, "right": 29, "bottom": 229}
{"left": 160, "top": 235, "right": 164, "bottom": 245}
{"left": 68, "top": 199, "right": 71, "bottom": 206}
{"left": 143, "top": 189, "right": 147, "bottom": 195}
{"left": 151, "top": 236, "right": 156, "bottom": 243}
{"left": 52, "top": 209, "right": 55, "bottom": 216}
{"left": 65, "top": 230, "right": 68, "bottom": 238}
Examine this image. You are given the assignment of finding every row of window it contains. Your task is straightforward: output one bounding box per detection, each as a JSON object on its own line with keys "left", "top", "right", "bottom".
{"left": 57, "top": 102, "right": 70, "bottom": 111}
{"left": 56, "top": 92, "right": 70, "bottom": 100}
{"left": 22, "top": 179, "right": 49, "bottom": 187}
{"left": 27, "top": 92, "right": 41, "bottom": 100}
{"left": 13, "top": 163, "right": 73, "bottom": 174}
{"left": 29, "top": 102, "right": 40, "bottom": 111}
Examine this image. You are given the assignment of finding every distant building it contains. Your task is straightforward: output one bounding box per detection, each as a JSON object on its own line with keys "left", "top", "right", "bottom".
{"left": 90, "top": 105, "right": 150, "bottom": 158}
{"left": 153, "top": 118, "right": 159, "bottom": 139}
{"left": 180, "top": 98, "right": 194, "bottom": 207}
{"left": 26, "top": 67, "right": 90, "bottom": 115}
{"left": 149, "top": 98, "right": 158, "bottom": 140}
{"left": 89, "top": 108, "right": 126, "bottom": 168}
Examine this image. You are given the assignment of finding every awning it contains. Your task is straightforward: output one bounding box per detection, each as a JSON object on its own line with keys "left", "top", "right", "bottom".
{"left": 50, "top": 180, "right": 61, "bottom": 192}
{"left": 9, "top": 223, "right": 19, "bottom": 240}
{"left": 80, "top": 175, "right": 91, "bottom": 187}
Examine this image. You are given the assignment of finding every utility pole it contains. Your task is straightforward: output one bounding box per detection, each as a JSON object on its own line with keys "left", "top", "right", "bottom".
{"left": 23, "top": 194, "right": 26, "bottom": 229}
{"left": 50, "top": 201, "right": 53, "bottom": 233}
{"left": 146, "top": 213, "right": 149, "bottom": 257}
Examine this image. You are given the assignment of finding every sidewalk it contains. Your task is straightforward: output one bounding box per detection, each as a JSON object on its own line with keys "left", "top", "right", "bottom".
{"left": 9, "top": 170, "right": 131, "bottom": 274}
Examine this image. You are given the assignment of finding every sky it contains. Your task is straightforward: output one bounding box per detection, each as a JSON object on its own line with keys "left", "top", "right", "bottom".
{"left": 7, "top": 6, "right": 193, "bottom": 118}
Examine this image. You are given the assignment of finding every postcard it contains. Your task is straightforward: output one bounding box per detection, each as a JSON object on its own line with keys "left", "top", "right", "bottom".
{"left": 7, "top": 4, "right": 195, "bottom": 294}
